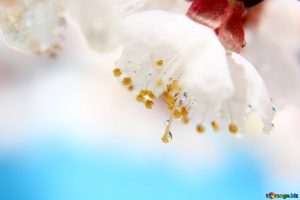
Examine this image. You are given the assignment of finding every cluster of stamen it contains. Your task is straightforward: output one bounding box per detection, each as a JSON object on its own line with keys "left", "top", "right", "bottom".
{"left": 113, "top": 58, "right": 247, "bottom": 143}
{"left": 136, "top": 89, "right": 156, "bottom": 109}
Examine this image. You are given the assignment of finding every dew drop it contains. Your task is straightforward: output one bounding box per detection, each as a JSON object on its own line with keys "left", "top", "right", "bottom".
{"left": 164, "top": 120, "right": 170, "bottom": 127}
{"left": 263, "top": 123, "right": 275, "bottom": 134}
{"left": 168, "top": 132, "right": 173, "bottom": 140}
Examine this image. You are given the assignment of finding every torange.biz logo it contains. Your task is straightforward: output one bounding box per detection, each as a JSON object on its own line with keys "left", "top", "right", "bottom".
{"left": 266, "top": 192, "right": 299, "bottom": 199}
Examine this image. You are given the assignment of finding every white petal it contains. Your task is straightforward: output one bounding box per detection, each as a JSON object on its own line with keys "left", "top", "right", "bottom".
{"left": 114, "top": 11, "right": 245, "bottom": 138}
{"left": 65, "top": 0, "right": 190, "bottom": 52}
{"left": 118, "top": 11, "right": 234, "bottom": 101}
{"left": 227, "top": 52, "right": 275, "bottom": 133}
{"left": 65, "top": 0, "right": 122, "bottom": 52}
{"left": 0, "top": 0, "right": 65, "bottom": 54}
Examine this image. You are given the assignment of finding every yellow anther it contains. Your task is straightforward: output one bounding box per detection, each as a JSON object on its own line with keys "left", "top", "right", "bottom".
{"left": 181, "top": 107, "right": 188, "bottom": 117}
{"left": 113, "top": 68, "right": 122, "bottom": 77}
{"left": 139, "top": 89, "right": 148, "bottom": 96}
{"left": 211, "top": 121, "right": 220, "bottom": 132}
{"left": 196, "top": 124, "right": 206, "bottom": 133}
{"left": 162, "top": 92, "right": 175, "bottom": 104}
{"left": 161, "top": 135, "right": 169, "bottom": 143}
{"left": 166, "top": 103, "right": 173, "bottom": 111}
{"left": 162, "top": 90, "right": 183, "bottom": 144}
{"left": 166, "top": 80, "right": 180, "bottom": 93}
{"left": 144, "top": 100, "right": 154, "bottom": 109}
{"left": 147, "top": 91, "right": 157, "bottom": 99}
{"left": 182, "top": 117, "right": 190, "bottom": 125}
{"left": 128, "top": 85, "right": 135, "bottom": 91}
{"left": 136, "top": 95, "right": 145, "bottom": 103}
{"left": 155, "top": 79, "right": 164, "bottom": 87}
{"left": 122, "top": 77, "right": 132, "bottom": 86}
{"left": 229, "top": 123, "right": 238, "bottom": 134}
{"left": 171, "top": 80, "right": 180, "bottom": 92}
{"left": 173, "top": 109, "right": 182, "bottom": 119}
{"left": 162, "top": 91, "right": 169, "bottom": 99}
{"left": 166, "top": 84, "right": 173, "bottom": 93}
{"left": 156, "top": 59, "right": 164, "bottom": 67}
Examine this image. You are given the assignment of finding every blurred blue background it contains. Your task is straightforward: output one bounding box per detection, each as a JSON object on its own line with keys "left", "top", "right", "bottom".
{"left": 0, "top": 143, "right": 260, "bottom": 200}
{"left": 0, "top": 135, "right": 298, "bottom": 200}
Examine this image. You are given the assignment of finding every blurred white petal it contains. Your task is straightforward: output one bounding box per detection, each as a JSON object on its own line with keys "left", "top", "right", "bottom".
{"left": 0, "top": 0, "right": 65, "bottom": 54}
{"left": 65, "top": 0, "right": 190, "bottom": 52}
{"left": 227, "top": 52, "right": 275, "bottom": 133}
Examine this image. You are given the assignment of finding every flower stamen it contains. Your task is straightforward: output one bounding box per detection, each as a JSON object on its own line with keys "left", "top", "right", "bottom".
{"left": 162, "top": 89, "right": 183, "bottom": 143}
{"left": 122, "top": 77, "right": 132, "bottom": 86}
{"left": 156, "top": 59, "right": 164, "bottom": 68}
{"left": 229, "top": 123, "right": 238, "bottom": 134}
{"left": 211, "top": 121, "right": 220, "bottom": 133}
{"left": 196, "top": 124, "right": 206, "bottom": 133}
{"left": 113, "top": 68, "right": 122, "bottom": 77}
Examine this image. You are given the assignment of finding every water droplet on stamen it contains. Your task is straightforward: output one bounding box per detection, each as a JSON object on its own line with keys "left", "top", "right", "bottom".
{"left": 263, "top": 123, "right": 275, "bottom": 134}
{"left": 168, "top": 132, "right": 173, "bottom": 140}
{"left": 164, "top": 120, "right": 170, "bottom": 127}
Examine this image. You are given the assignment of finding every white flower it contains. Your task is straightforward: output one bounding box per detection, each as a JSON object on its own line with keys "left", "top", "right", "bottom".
{"left": 0, "top": 22, "right": 227, "bottom": 173}
{"left": 65, "top": 0, "right": 190, "bottom": 52}
{"left": 113, "top": 11, "right": 275, "bottom": 142}
{"left": 227, "top": 52, "right": 275, "bottom": 133}
{"left": 0, "top": 0, "right": 65, "bottom": 55}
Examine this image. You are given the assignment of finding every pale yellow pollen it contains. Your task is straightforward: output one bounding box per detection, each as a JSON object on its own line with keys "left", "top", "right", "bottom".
{"left": 173, "top": 109, "right": 182, "bottom": 119}
{"left": 166, "top": 84, "right": 173, "bottom": 93}
{"left": 168, "top": 80, "right": 180, "bottom": 93}
{"left": 166, "top": 103, "right": 173, "bottom": 111}
{"left": 161, "top": 135, "right": 169, "bottom": 143}
{"left": 136, "top": 95, "right": 145, "bottom": 103}
{"left": 113, "top": 68, "right": 122, "bottom": 77}
{"left": 181, "top": 107, "right": 188, "bottom": 117}
{"left": 162, "top": 91, "right": 175, "bottom": 104}
{"left": 122, "top": 77, "right": 132, "bottom": 86}
{"left": 166, "top": 81, "right": 180, "bottom": 93}
{"left": 156, "top": 59, "right": 164, "bottom": 67}
{"left": 127, "top": 85, "right": 135, "bottom": 91}
{"left": 155, "top": 79, "right": 164, "bottom": 87}
{"left": 139, "top": 89, "right": 148, "bottom": 96}
{"left": 147, "top": 90, "right": 157, "bottom": 99}
{"left": 196, "top": 124, "right": 206, "bottom": 133}
{"left": 211, "top": 121, "right": 220, "bottom": 132}
{"left": 228, "top": 123, "right": 238, "bottom": 134}
{"left": 182, "top": 117, "right": 190, "bottom": 125}
{"left": 144, "top": 100, "right": 154, "bottom": 109}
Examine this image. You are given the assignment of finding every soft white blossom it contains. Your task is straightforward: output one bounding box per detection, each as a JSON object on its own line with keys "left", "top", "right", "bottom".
{"left": 114, "top": 11, "right": 275, "bottom": 142}
{"left": 0, "top": 0, "right": 65, "bottom": 54}
{"left": 65, "top": 0, "right": 190, "bottom": 52}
